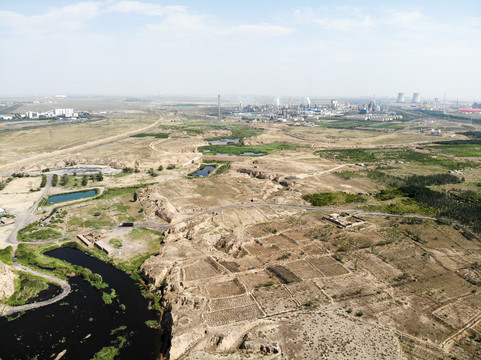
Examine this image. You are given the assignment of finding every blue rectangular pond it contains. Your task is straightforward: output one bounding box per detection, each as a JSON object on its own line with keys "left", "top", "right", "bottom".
{"left": 45, "top": 189, "right": 98, "bottom": 205}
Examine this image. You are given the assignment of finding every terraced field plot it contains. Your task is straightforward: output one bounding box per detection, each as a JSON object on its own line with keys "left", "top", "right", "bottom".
{"left": 285, "top": 281, "right": 329, "bottom": 305}
{"left": 285, "top": 259, "right": 323, "bottom": 280}
{"left": 238, "top": 270, "right": 279, "bottom": 290}
{"left": 253, "top": 285, "right": 298, "bottom": 315}
{"left": 202, "top": 304, "right": 264, "bottom": 327}
{"left": 433, "top": 294, "right": 481, "bottom": 329}
{"left": 261, "top": 234, "right": 297, "bottom": 249}
{"left": 183, "top": 258, "right": 223, "bottom": 282}
{"left": 208, "top": 293, "right": 257, "bottom": 311}
{"left": 308, "top": 256, "right": 350, "bottom": 277}
{"left": 318, "top": 273, "right": 381, "bottom": 300}
{"left": 205, "top": 278, "right": 245, "bottom": 298}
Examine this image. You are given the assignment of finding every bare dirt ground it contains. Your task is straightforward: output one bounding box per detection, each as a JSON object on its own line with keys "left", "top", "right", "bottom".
{"left": 2, "top": 108, "right": 481, "bottom": 359}
{"left": 0, "top": 177, "right": 43, "bottom": 247}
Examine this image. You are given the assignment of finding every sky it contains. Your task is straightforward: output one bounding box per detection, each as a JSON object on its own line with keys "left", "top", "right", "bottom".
{"left": 0, "top": 0, "right": 480, "bottom": 100}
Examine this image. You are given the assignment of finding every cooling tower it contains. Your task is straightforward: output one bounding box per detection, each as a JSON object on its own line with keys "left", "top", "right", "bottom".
{"left": 412, "top": 92, "right": 420, "bottom": 103}
{"left": 396, "top": 92, "right": 405, "bottom": 103}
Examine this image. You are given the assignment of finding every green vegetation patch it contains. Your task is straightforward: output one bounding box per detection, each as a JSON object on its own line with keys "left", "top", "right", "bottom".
{"left": 303, "top": 191, "right": 367, "bottom": 206}
{"left": 109, "top": 238, "right": 122, "bottom": 248}
{"left": 15, "top": 243, "right": 109, "bottom": 290}
{"left": 90, "top": 334, "right": 127, "bottom": 360}
{"left": 213, "top": 162, "right": 230, "bottom": 175}
{"left": 6, "top": 271, "right": 52, "bottom": 306}
{"left": 131, "top": 132, "right": 169, "bottom": 139}
{"left": 199, "top": 142, "right": 298, "bottom": 156}
{"left": 365, "top": 198, "right": 433, "bottom": 215}
{"left": 317, "top": 147, "right": 477, "bottom": 170}
{"left": 332, "top": 170, "right": 362, "bottom": 180}
{"left": 156, "top": 121, "right": 263, "bottom": 139}
{"left": 17, "top": 222, "right": 62, "bottom": 242}
{"left": 187, "top": 164, "right": 217, "bottom": 177}
{"left": 96, "top": 184, "right": 152, "bottom": 200}
{"left": 0, "top": 246, "right": 13, "bottom": 265}
{"left": 427, "top": 143, "right": 481, "bottom": 157}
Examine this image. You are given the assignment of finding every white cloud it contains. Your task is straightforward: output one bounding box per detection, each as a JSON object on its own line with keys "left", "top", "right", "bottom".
{"left": 105, "top": 1, "right": 185, "bottom": 16}
{"left": 0, "top": 2, "right": 102, "bottom": 34}
{"left": 313, "top": 15, "right": 374, "bottom": 32}
{"left": 386, "top": 10, "right": 427, "bottom": 26}
{"left": 231, "top": 24, "right": 294, "bottom": 37}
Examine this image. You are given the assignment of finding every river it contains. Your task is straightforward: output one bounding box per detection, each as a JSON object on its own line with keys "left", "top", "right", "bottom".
{"left": 0, "top": 247, "right": 162, "bottom": 359}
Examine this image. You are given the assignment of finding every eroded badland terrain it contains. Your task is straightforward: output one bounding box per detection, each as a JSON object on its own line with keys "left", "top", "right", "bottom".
{"left": 1, "top": 100, "right": 481, "bottom": 359}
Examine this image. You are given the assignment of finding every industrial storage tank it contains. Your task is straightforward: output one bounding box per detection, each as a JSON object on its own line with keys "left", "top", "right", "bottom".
{"left": 412, "top": 92, "right": 420, "bottom": 103}
{"left": 396, "top": 92, "right": 405, "bottom": 103}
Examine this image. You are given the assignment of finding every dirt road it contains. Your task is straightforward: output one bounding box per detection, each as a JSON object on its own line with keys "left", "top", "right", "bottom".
{"left": 0, "top": 116, "right": 163, "bottom": 172}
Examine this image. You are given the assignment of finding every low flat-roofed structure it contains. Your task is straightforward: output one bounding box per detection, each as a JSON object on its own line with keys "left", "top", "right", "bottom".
{"left": 95, "top": 239, "right": 114, "bottom": 255}
{"left": 77, "top": 234, "right": 94, "bottom": 247}
{"left": 324, "top": 213, "right": 366, "bottom": 228}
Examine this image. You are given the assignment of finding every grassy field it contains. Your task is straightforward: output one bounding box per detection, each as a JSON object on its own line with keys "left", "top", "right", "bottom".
{"left": 6, "top": 271, "right": 52, "bottom": 306}
{"left": 427, "top": 143, "right": 481, "bottom": 157}
{"left": 17, "top": 222, "right": 62, "bottom": 242}
{"left": 317, "top": 147, "right": 478, "bottom": 170}
{"left": 0, "top": 246, "right": 13, "bottom": 265}
{"left": 131, "top": 132, "right": 169, "bottom": 139}
{"left": 317, "top": 119, "right": 406, "bottom": 131}
{"left": 155, "top": 121, "right": 263, "bottom": 140}
{"left": 199, "top": 142, "right": 299, "bottom": 156}
{"left": 303, "top": 191, "right": 367, "bottom": 206}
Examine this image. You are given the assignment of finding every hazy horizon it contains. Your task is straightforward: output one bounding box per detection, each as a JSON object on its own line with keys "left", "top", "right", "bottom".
{"left": 1, "top": 0, "right": 480, "bottom": 100}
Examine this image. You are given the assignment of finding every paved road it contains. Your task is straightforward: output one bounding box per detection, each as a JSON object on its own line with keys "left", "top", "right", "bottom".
{"left": 6, "top": 174, "right": 53, "bottom": 245}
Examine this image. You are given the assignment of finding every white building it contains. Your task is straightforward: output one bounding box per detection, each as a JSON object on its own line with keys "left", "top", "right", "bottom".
{"left": 26, "top": 111, "right": 39, "bottom": 119}
{"left": 54, "top": 108, "right": 74, "bottom": 117}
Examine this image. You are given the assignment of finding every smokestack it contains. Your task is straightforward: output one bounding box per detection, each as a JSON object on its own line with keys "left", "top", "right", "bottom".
{"left": 396, "top": 92, "right": 405, "bottom": 103}
{"left": 218, "top": 94, "right": 220, "bottom": 116}
{"left": 412, "top": 92, "right": 420, "bottom": 103}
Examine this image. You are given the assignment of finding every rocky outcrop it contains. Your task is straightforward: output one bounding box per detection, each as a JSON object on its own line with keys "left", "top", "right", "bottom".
{"left": 137, "top": 188, "right": 183, "bottom": 223}
{"left": 141, "top": 256, "right": 174, "bottom": 288}
{"left": 237, "top": 168, "right": 279, "bottom": 181}
{"left": 0, "top": 261, "right": 17, "bottom": 300}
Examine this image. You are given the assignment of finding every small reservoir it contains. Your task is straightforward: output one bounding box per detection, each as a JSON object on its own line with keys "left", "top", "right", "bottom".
{"left": 208, "top": 138, "right": 240, "bottom": 145}
{"left": 3, "top": 121, "right": 41, "bottom": 127}
{"left": 45, "top": 189, "right": 97, "bottom": 205}
{"left": 191, "top": 165, "right": 215, "bottom": 177}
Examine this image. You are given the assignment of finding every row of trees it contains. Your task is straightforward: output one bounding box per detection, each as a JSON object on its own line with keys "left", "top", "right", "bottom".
{"left": 51, "top": 173, "right": 103, "bottom": 187}
{"left": 399, "top": 185, "right": 481, "bottom": 233}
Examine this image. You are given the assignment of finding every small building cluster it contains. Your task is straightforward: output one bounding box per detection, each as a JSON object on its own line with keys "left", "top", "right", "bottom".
{"left": 0, "top": 208, "right": 15, "bottom": 226}
{"left": 26, "top": 108, "right": 77, "bottom": 119}
{"left": 323, "top": 213, "right": 366, "bottom": 229}
{"left": 77, "top": 232, "right": 114, "bottom": 255}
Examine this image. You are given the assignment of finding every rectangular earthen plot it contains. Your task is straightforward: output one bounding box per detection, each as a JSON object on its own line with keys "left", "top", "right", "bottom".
{"left": 182, "top": 257, "right": 223, "bottom": 282}
{"left": 285, "top": 259, "right": 323, "bottom": 280}
{"left": 308, "top": 256, "right": 349, "bottom": 277}
{"left": 206, "top": 278, "right": 246, "bottom": 299}
{"left": 238, "top": 270, "right": 279, "bottom": 291}
{"left": 253, "top": 285, "right": 298, "bottom": 315}
{"left": 202, "top": 304, "right": 264, "bottom": 327}
{"left": 433, "top": 294, "right": 481, "bottom": 329}
{"left": 262, "top": 234, "right": 298, "bottom": 249}
{"left": 209, "top": 293, "right": 256, "bottom": 311}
